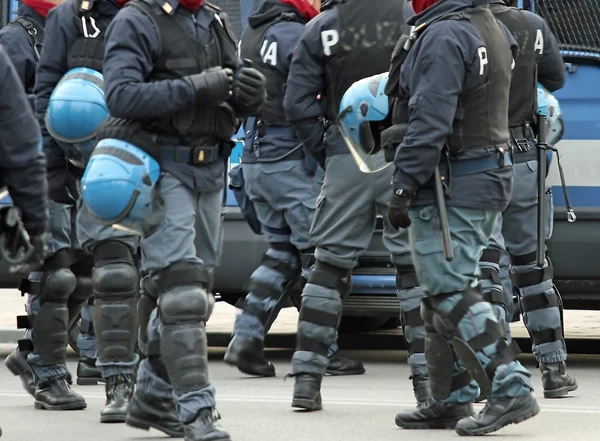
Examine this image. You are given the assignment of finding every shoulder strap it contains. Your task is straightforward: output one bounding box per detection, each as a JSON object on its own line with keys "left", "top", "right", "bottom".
{"left": 8, "top": 16, "right": 45, "bottom": 61}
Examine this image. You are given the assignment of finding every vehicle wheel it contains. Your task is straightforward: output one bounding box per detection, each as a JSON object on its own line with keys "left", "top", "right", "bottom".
{"left": 338, "top": 316, "right": 390, "bottom": 334}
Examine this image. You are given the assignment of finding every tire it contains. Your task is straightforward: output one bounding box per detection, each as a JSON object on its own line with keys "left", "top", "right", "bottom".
{"left": 338, "top": 316, "right": 390, "bottom": 334}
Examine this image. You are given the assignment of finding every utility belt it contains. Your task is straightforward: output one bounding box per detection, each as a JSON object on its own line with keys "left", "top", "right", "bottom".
{"left": 509, "top": 124, "right": 537, "bottom": 163}
{"left": 447, "top": 149, "right": 513, "bottom": 177}
{"left": 247, "top": 117, "right": 305, "bottom": 163}
{"left": 154, "top": 134, "right": 228, "bottom": 166}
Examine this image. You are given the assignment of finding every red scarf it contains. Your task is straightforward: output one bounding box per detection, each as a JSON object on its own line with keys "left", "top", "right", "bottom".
{"left": 412, "top": 0, "right": 440, "bottom": 14}
{"left": 281, "top": 0, "right": 319, "bottom": 22}
{"left": 179, "top": 0, "right": 204, "bottom": 11}
{"left": 114, "top": 0, "right": 129, "bottom": 7}
{"left": 22, "top": 0, "right": 62, "bottom": 18}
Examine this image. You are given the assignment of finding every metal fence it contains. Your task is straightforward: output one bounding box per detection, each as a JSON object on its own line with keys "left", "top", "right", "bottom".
{"left": 535, "top": 0, "right": 600, "bottom": 60}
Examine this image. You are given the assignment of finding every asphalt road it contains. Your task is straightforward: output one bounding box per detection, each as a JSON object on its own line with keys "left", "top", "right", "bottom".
{"left": 1, "top": 350, "right": 599, "bottom": 441}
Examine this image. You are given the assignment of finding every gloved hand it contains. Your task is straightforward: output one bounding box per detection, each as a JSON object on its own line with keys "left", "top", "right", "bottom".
{"left": 47, "top": 165, "right": 80, "bottom": 205}
{"left": 388, "top": 189, "right": 413, "bottom": 229}
{"left": 184, "top": 67, "right": 234, "bottom": 105}
{"left": 232, "top": 59, "right": 267, "bottom": 108}
{"left": 9, "top": 233, "right": 47, "bottom": 276}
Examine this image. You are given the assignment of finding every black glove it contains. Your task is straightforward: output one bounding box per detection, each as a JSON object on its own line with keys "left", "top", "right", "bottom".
{"left": 388, "top": 189, "right": 413, "bottom": 229}
{"left": 47, "top": 165, "right": 79, "bottom": 205}
{"left": 9, "top": 233, "right": 47, "bottom": 276}
{"left": 184, "top": 67, "right": 234, "bottom": 105}
{"left": 232, "top": 59, "right": 267, "bottom": 108}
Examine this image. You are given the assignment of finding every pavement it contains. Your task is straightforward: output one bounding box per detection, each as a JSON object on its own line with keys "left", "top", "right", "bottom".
{"left": 0, "top": 350, "right": 599, "bottom": 441}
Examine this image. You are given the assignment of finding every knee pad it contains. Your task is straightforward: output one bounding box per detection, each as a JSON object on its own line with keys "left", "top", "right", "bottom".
{"left": 423, "top": 286, "right": 517, "bottom": 400}
{"left": 509, "top": 253, "right": 554, "bottom": 291}
{"left": 156, "top": 260, "right": 214, "bottom": 323}
{"left": 395, "top": 264, "right": 420, "bottom": 292}
{"left": 92, "top": 241, "right": 139, "bottom": 300}
{"left": 307, "top": 259, "right": 352, "bottom": 298}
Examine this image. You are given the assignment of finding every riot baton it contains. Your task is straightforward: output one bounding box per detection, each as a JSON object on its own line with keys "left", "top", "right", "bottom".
{"left": 434, "top": 167, "right": 453, "bottom": 262}
{"left": 536, "top": 114, "right": 548, "bottom": 267}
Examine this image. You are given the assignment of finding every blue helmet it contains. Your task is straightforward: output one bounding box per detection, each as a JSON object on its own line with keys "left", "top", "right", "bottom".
{"left": 537, "top": 83, "right": 564, "bottom": 146}
{"left": 337, "top": 72, "right": 391, "bottom": 173}
{"left": 81, "top": 139, "right": 162, "bottom": 237}
{"left": 46, "top": 67, "right": 109, "bottom": 169}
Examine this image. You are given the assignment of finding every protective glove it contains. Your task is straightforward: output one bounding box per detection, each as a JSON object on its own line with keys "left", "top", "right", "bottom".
{"left": 47, "top": 165, "right": 80, "bottom": 205}
{"left": 232, "top": 59, "right": 267, "bottom": 108}
{"left": 184, "top": 67, "right": 234, "bottom": 105}
{"left": 9, "top": 233, "right": 47, "bottom": 276}
{"left": 388, "top": 189, "right": 414, "bottom": 229}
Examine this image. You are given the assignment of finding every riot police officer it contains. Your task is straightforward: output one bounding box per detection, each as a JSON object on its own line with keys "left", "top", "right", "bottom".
{"left": 480, "top": 0, "right": 577, "bottom": 399}
{"left": 387, "top": 0, "right": 540, "bottom": 436}
{"left": 99, "top": 0, "right": 266, "bottom": 438}
{"left": 0, "top": 0, "right": 104, "bottom": 395}
{"left": 31, "top": 0, "right": 147, "bottom": 423}
{"left": 282, "top": 0, "right": 419, "bottom": 411}
{"left": 0, "top": 46, "right": 50, "bottom": 440}
{"left": 223, "top": 0, "right": 365, "bottom": 378}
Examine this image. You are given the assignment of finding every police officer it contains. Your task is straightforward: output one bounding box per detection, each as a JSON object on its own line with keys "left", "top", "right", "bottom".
{"left": 282, "top": 0, "right": 418, "bottom": 411}
{"left": 0, "top": 0, "right": 103, "bottom": 395}
{"left": 101, "top": 0, "right": 266, "bottom": 437}
{"left": 0, "top": 46, "right": 50, "bottom": 440}
{"left": 387, "top": 0, "right": 541, "bottom": 436}
{"left": 479, "top": 0, "right": 577, "bottom": 399}
{"left": 223, "top": 0, "right": 365, "bottom": 378}
{"left": 31, "top": 0, "right": 145, "bottom": 420}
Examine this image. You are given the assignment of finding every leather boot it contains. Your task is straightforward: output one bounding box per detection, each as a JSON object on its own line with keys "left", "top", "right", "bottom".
{"left": 184, "top": 408, "right": 231, "bottom": 441}
{"left": 326, "top": 352, "right": 366, "bottom": 376}
{"left": 4, "top": 346, "right": 35, "bottom": 396}
{"left": 291, "top": 374, "right": 322, "bottom": 411}
{"left": 126, "top": 388, "right": 184, "bottom": 437}
{"left": 410, "top": 375, "right": 432, "bottom": 409}
{"left": 223, "top": 334, "right": 275, "bottom": 377}
{"left": 76, "top": 357, "right": 104, "bottom": 385}
{"left": 395, "top": 400, "right": 474, "bottom": 429}
{"left": 100, "top": 374, "right": 134, "bottom": 423}
{"left": 540, "top": 361, "right": 578, "bottom": 398}
{"left": 34, "top": 376, "right": 87, "bottom": 410}
{"left": 455, "top": 392, "right": 540, "bottom": 436}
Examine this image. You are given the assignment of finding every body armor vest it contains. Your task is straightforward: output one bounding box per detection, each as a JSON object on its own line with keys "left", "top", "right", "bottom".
{"left": 490, "top": 4, "right": 537, "bottom": 128}
{"left": 447, "top": 6, "right": 512, "bottom": 155}
{"left": 324, "top": 0, "right": 406, "bottom": 120}
{"left": 128, "top": 0, "right": 238, "bottom": 139}
{"left": 7, "top": 16, "right": 45, "bottom": 62}
{"left": 67, "top": 0, "right": 114, "bottom": 72}
{"left": 239, "top": 7, "right": 305, "bottom": 126}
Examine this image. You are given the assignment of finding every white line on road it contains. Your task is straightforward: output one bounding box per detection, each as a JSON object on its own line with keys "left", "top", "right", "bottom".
{"left": 0, "top": 390, "right": 597, "bottom": 414}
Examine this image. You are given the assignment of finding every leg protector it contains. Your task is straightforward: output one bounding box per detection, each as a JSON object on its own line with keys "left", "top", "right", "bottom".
{"left": 307, "top": 259, "right": 352, "bottom": 299}
{"left": 425, "top": 285, "right": 518, "bottom": 400}
{"left": 478, "top": 249, "right": 507, "bottom": 311}
{"left": 395, "top": 264, "right": 426, "bottom": 358}
{"left": 156, "top": 260, "right": 213, "bottom": 394}
{"left": 92, "top": 241, "right": 139, "bottom": 364}
{"left": 421, "top": 305, "right": 472, "bottom": 401}
{"left": 34, "top": 250, "right": 77, "bottom": 365}
{"left": 511, "top": 254, "right": 564, "bottom": 347}
{"left": 68, "top": 252, "right": 95, "bottom": 328}
{"left": 138, "top": 274, "right": 159, "bottom": 353}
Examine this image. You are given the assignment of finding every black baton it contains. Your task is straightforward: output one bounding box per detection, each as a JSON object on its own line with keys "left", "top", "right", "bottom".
{"left": 434, "top": 167, "right": 453, "bottom": 262}
{"left": 536, "top": 114, "right": 548, "bottom": 267}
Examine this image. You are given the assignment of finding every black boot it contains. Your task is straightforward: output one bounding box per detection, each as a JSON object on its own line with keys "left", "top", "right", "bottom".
{"left": 291, "top": 374, "right": 322, "bottom": 411}
{"left": 454, "top": 392, "right": 540, "bottom": 436}
{"left": 126, "top": 388, "right": 184, "bottom": 437}
{"left": 410, "top": 375, "right": 432, "bottom": 409}
{"left": 76, "top": 357, "right": 104, "bottom": 385}
{"left": 326, "top": 352, "right": 365, "bottom": 376}
{"left": 184, "top": 408, "right": 231, "bottom": 441}
{"left": 395, "top": 400, "right": 474, "bottom": 429}
{"left": 223, "top": 334, "right": 275, "bottom": 377}
{"left": 34, "top": 376, "right": 87, "bottom": 410}
{"left": 100, "top": 374, "right": 134, "bottom": 423}
{"left": 4, "top": 347, "right": 35, "bottom": 396}
{"left": 541, "top": 361, "right": 578, "bottom": 398}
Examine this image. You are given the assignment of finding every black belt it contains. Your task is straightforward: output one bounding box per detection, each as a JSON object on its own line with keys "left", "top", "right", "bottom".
{"left": 160, "top": 144, "right": 221, "bottom": 166}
